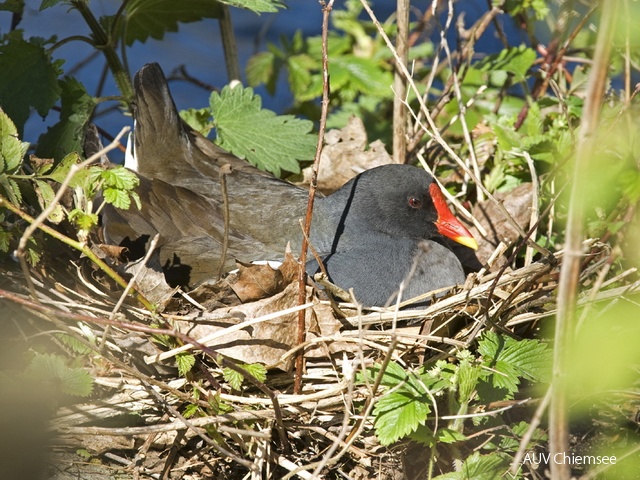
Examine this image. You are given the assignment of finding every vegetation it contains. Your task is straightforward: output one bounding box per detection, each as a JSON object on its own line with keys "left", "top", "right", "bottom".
{"left": 0, "top": 0, "right": 639, "bottom": 479}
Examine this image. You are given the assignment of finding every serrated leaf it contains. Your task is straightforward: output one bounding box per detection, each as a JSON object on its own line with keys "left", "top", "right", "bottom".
{"left": 123, "top": 0, "right": 223, "bottom": 45}
{"left": 99, "top": 166, "right": 140, "bottom": 190}
{"left": 35, "top": 77, "right": 96, "bottom": 162}
{"left": 0, "top": 31, "right": 61, "bottom": 134}
{"left": 0, "top": 108, "right": 29, "bottom": 173}
{"left": 242, "top": 362, "right": 267, "bottom": 383}
{"left": 475, "top": 45, "right": 537, "bottom": 83}
{"left": 330, "top": 55, "right": 393, "bottom": 100}
{"left": 103, "top": 187, "right": 132, "bottom": 209}
{"left": 0, "top": 174, "right": 22, "bottom": 204}
{"left": 479, "top": 331, "right": 551, "bottom": 397}
{"left": 48, "top": 152, "right": 86, "bottom": 187}
{"left": 182, "top": 403, "right": 201, "bottom": 419}
{"left": 26, "top": 353, "right": 93, "bottom": 397}
{"left": 176, "top": 353, "right": 196, "bottom": 376}
{"left": 0, "top": 228, "right": 11, "bottom": 252}
{"left": 437, "top": 428, "right": 468, "bottom": 444}
{"left": 217, "top": 0, "right": 285, "bottom": 13}
{"left": 373, "top": 388, "right": 431, "bottom": 445}
{"left": 180, "top": 108, "right": 213, "bottom": 136}
{"left": 433, "top": 452, "right": 511, "bottom": 480}
{"left": 223, "top": 367, "right": 244, "bottom": 391}
{"left": 211, "top": 85, "right": 316, "bottom": 176}
{"left": 246, "top": 51, "right": 278, "bottom": 92}
{"left": 68, "top": 209, "right": 98, "bottom": 231}
{"left": 33, "top": 179, "right": 65, "bottom": 224}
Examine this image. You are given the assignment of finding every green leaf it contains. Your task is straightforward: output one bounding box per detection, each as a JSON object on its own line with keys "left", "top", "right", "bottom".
{"left": 437, "top": 428, "right": 468, "bottom": 444}
{"left": 38, "top": 0, "right": 61, "bottom": 9}
{"left": 0, "top": 174, "right": 22, "bottom": 204}
{"left": 180, "top": 108, "right": 213, "bottom": 136}
{"left": 0, "top": 228, "right": 11, "bottom": 252}
{"left": 475, "top": 45, "right": 537, "bottom": 83}
{"left": 99, "top": 166, "right": 140, "bottom": 190}
{"left": 0, "top": 31, "right": 61, "bottom": 134}
{"left": 211, "top": 84, "right": 316, "bottom": 176}
{"left": 26, "top": 353, "right": 93, "bottom": 397}
{"left": 33, "top": 179, "right": 65, "bottom": 224}
{"left": 176, "top": 353, "right": 196, "bottom": 376}
{"left": 68, "top": 209, "right": 98, "bottom": 231}
{"left": 35, "top": 77, "right": 96, "bottom": 162}
{"left": 1, "top": 0, "right": 24, "bottom": 13}
{"left": 216, "top": 0, "right": 285, "bottom": 14}
{"left": 0, "top": 108, "right": 29, "bottom": 173}
{"left": 478, "top": 331, "right": 551, "bottom": 398}
{"left": 246, "top": 51, "right": 279, "bottom": 92}
{"left": 330, "top": 55, "right": 393, "bottom": 100}
{"left": 223, "top": 362, "right": 267, "bottom": 390}
{"left": 223, "top": 367, "right": 244, "bottom": 391}
{"left": 182, "top": 403, "right": 201, "bottom": 419}
{"left": 123, "top": 0, "right": 223, "bottom": 46}
{"left": 373, "top": 387, "right": 431, "bottom": 446}
{"left": 433, "top": 452, "right": 511, "bottom": 480}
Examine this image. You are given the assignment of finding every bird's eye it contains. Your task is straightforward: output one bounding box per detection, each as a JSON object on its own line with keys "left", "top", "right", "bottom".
{"left": 408, "top": 197, "right": 422, "bottom": 209}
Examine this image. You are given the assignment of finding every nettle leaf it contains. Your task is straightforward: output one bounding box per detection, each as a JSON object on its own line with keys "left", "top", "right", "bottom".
{"left": 48, "top": 152, "right": 87, "bottom": 187}
{"left": 123, "top": 0, "right": 223, "bottom": 45}
{"left": 211, "top": 85, "right": 316, "bottom": 176}
{"left": 176, "top": 353, "right": 196, "bottom": 376}
{"left": 217, "top": 0, "right": 285, "bottom": 14}
{"left": 475, "top": 45, "right": 536, "bottom": 83}
{"left": 0, "top": 108, "right": 29, "bottom": 173}
{"left": 0, "top": 31, "right": 61, "bottom": 133}
{"left": 330, "top": 55, "right": 393, "bottom": 101}
{"left": 103, "top": 187, "right": 134, "bottom": 209}
{"left": 36, "top": 77, "right": 96, "bottom": 162}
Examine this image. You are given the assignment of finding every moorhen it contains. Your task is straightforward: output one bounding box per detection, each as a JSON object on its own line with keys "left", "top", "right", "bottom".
{"left": 102, "top": 63, "right": 479, "bottom": 306}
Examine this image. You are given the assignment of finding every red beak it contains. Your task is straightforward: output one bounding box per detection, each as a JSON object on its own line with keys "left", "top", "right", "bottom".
{"left": 429, "top": 183, "right": 478, "bottom": 250}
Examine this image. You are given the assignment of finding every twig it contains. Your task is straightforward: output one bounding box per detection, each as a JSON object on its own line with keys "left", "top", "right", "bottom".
{"left": 14, "top": 126, "right": 129, "bottom": 300}
{"left": 393, "top": 0, "right": 409, "bottom": 164}
{"left": 295, "top": 0, "right": 335, "bottom": 395}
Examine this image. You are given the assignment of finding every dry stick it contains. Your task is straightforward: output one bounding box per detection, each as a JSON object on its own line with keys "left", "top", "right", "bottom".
{"left": 393, "top": 0, "right": 410, "bottom": 164}
{"left": 408, "top": 4, "right": 504, "bottom": 152}
{"left": 1, "top": 288, "right": 291, "bottom": 454}
{"left": 294, "top": 0, "right": 334, "bottom": 395}
{"left": 359, "top": 0, "right": 551, "bottom": 259}
{"left": 514, "top": 4, "right": 596, "bottom": 130}
{"left": 550, "top": 4, "right": 618, "bottom": 480}
{"left": 110, "top": 233, "right": 160, "bottom": 318}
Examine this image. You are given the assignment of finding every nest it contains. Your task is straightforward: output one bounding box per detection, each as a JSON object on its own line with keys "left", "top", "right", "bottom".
{"left": 1, "top": 232, "right": 637, "bottom": 479}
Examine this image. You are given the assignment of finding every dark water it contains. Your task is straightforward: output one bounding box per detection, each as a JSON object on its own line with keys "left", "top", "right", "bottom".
{"left": 3, "top": 1, "right": 529, "bottom": 152}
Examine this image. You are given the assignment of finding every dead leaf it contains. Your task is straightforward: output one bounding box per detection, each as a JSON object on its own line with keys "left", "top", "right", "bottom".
{"left": 229, "top": 251, "right": 299, "bottom": 303}
{"left": 301, "top": 116, "right": 393, "bottom": 193}
{"left": 470, "top": 183, "right": 535, "bottom": 267}
{"left": 174, "top": 282, "right": 344, "bottom": 370}
{"left": 124, "top": 251, "right": 179, "bottom": 309}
